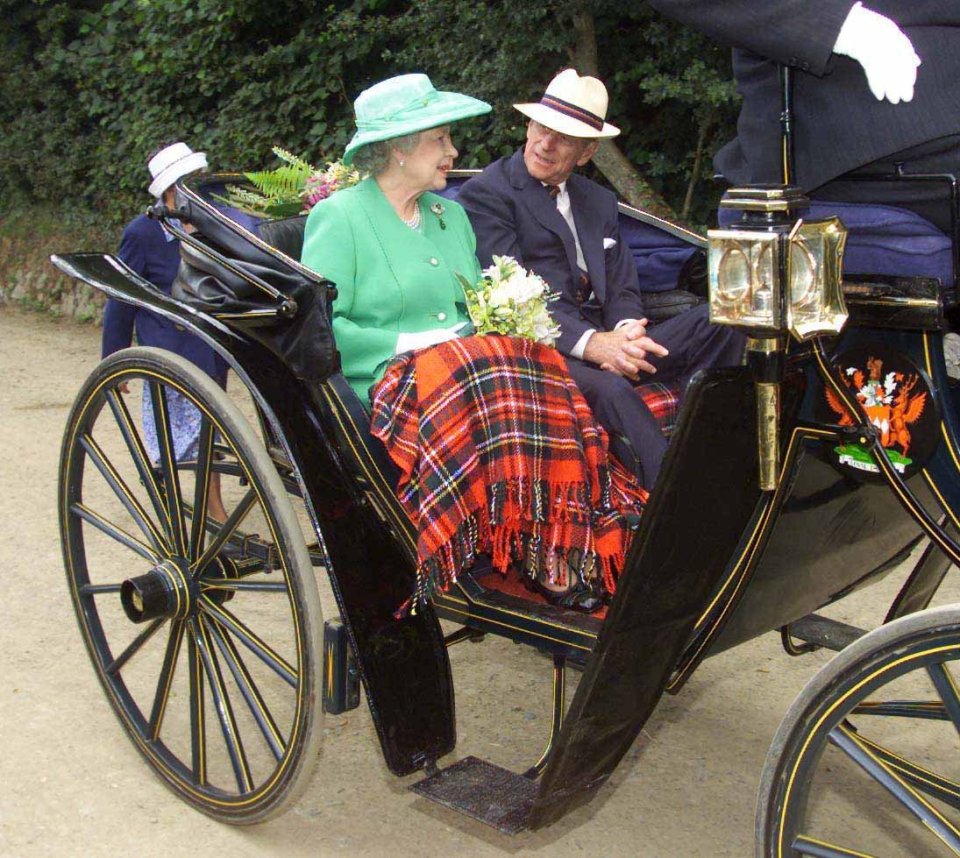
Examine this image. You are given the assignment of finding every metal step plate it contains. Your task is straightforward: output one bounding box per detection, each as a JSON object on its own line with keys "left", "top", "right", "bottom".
{"left": 410, "top": 756, "right": 536, "bottom": 834}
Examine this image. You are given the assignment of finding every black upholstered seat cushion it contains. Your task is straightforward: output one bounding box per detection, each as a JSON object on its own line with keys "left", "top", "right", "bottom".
{"left": 259, "top": 215, "right": 308, "bottom": 261}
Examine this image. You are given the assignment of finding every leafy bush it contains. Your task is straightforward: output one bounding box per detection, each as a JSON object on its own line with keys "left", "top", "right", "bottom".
{"left": 0, "top": 0, "right": 738, "bottom": 227}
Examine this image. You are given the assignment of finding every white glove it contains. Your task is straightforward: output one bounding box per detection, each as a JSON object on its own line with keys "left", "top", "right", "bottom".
{"left": 395, "top": 322, "right": 466, "bottom": 354}
{"left": 833, "top": 2, "right": 920, "bottom": 104}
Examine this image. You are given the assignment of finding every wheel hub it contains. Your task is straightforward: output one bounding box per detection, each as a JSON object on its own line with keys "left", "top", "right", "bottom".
{"left": 121, "top": 558, "right": 196, "bottom": 623}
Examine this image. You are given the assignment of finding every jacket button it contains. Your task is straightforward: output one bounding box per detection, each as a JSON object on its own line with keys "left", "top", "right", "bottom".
{"left": 429, "top": 257, "right": 439, "bottom": 266}
{"left": 437, "top": 311, "right": 447, "bottom": 321}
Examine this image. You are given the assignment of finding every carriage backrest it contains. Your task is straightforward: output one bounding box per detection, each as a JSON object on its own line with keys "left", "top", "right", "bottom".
{"left": 258, "top": 215, "right": 308, "bottom": 261}
{"left": 248, "top": 170, "right": 705, "bottom": 299}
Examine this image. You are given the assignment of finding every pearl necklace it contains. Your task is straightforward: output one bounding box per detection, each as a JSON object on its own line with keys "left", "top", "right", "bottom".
{"left": 402, "top": 205, "right": 422, "bottom": 231}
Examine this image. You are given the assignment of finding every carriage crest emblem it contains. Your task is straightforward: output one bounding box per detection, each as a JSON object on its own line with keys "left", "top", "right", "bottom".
{"left": 820, "top": 346, "right": 939, "bottom": 478}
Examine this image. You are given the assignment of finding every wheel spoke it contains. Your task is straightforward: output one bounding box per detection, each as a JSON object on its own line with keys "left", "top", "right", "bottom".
{"left": 193, "top": 488, "right": 257, "bottom": 575}
{"left": 200, "top": 581, "right": 289, "bottom": 594}
{"left": 105, "top": 387, "right": 168, "bottom": 527}
{"left": 854, "top": 699, "right": 947, "bottom": 720}
{"left": 199, "top": 597, "right": 297, "bottom": 688}
{"left": 205, "top": 615, "right": 286, "bottom": 762}
{"left": 188, "top": 417, "right": 217, "bottom": 563}
{"left": 830, "top": 722, "right": 960, "bottom": 851}
{"left": 150, "top": 380, "right": 188, "bottom": 557}
{"left": 148, "top": 619, "right": 187, "bottom": 741}
{"left": 70, "top": 502, "right": 160, "bottom": 564}
{"left": 194, "top": 617, "right": 253, "bottom": 794}
{"left": 105, "top": 617, "right": 166, "bottom": 676}
{"left": 78, "top": 583, "right": 123, "bottom": 596}
{"left": 791, "top": 835, "right": 879, "bottom": 857}
{"left": 927, "top": 662, "right": 960, "bottom": 740}
{"left": 79, "top": 432, "right": 169, "bottom": 555}
{"left": 854, "top": 731, "right": 960, "bottom": 809}
{"left": 187, "top": 625, "right": 206, "bottom": 785}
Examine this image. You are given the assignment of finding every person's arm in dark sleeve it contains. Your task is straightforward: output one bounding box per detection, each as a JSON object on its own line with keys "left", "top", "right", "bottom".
{"left": 458, "top": 176, "right": 524, "bottom": 268}
{"left": 599, "top": 196, "right": 646, "bottom": 328}
{"left": 646, "top": 0, "right": 853, "bottom": 75}
{"left": 102, "top": 221, "right": 146, "bottom": 358}
{"left": 602, "top": 239, "right": 647, "bottom": 329}
{"left": 101, "top": 299, "right": 137, "bottom": 358}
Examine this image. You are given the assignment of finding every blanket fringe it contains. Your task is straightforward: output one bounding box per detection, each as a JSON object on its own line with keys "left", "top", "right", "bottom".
{"left": 408, "top": 477, "right": 641, "bottom": 613}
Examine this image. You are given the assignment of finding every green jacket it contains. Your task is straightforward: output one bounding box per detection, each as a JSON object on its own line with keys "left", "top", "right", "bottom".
{"left": 301, "top": 177, "right": 481, "bottom": 403}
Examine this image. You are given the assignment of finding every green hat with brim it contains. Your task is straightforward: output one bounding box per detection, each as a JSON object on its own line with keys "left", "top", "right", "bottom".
{"left": 343, "top": 73, "right": 491, "bottom": 166}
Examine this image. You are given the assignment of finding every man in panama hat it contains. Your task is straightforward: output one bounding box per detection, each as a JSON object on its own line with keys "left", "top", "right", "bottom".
{"left": 459, "top": 70, "right": 744, "bottom": 488}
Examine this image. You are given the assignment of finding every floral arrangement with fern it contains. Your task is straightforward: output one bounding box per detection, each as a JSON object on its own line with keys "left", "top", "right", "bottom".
{"left": 218, "top": 147, "right": 362, "bottom": 218}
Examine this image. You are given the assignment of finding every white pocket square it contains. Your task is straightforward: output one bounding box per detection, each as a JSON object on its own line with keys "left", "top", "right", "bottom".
{"left": 603, "top": 237, "right": 617, "bottom": 250}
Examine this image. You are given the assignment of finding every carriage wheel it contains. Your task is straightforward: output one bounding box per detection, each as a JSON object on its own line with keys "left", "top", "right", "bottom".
{"left": 757, "top": 605, "right": 960, "bottom": 857}
{"left": 60, "top": 347, "right": 323, "bottom": 823}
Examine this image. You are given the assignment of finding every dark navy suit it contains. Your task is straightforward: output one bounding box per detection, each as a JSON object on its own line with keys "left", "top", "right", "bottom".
{"left": 459, "top": 150, "right": 744, "bottom": 486}
{"left": 102, "top": 213, "right": 228, "bottom": 384}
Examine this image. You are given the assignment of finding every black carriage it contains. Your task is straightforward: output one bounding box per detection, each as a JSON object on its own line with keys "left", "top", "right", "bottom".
{"left": 51, "top": 148, "right": 960, "bottom": 853}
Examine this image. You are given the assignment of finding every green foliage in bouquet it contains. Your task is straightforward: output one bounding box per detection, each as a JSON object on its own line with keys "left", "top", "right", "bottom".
{"left": 218, "top": 147, "right": 361, "bottom": 218}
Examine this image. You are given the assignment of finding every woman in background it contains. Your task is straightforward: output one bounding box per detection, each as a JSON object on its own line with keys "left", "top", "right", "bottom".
{"left": 102, "top": 142, "right": 229, "bottom": 520}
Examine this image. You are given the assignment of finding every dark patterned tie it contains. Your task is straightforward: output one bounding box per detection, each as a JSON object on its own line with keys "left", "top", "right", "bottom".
{"left": 546, "top": 184, "right": 561, "bottom": 199}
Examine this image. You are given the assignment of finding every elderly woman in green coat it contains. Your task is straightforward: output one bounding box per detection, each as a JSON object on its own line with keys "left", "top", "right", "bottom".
{"left": 302, "top": 74, "right": 485, "bottom": 404}
{"left": 301, "top": 73, "right": 644, "bottom": 614}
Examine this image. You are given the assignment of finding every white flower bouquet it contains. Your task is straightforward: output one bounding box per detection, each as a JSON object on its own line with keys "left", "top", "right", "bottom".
{"left": 457, "top": 255, "right": 561, "bottom": 347}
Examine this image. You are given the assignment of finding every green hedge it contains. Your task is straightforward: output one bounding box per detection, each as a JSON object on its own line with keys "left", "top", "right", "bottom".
{"left": 0, "top": 0, "right": 738, "bottom": 227}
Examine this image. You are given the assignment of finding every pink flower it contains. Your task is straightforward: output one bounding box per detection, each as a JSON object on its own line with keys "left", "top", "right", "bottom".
{"left": 302, "top": 176, "right": 334, "bottom": 209}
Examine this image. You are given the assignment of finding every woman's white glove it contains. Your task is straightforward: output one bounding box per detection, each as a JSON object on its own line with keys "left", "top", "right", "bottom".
{"left": 395, "top": 322, "right": 467, "bottom": 354}
{"left": 833, "top": 2, "right": 920, "bottom": 104}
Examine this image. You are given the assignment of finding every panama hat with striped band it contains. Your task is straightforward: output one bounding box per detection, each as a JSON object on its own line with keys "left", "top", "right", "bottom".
{"left": 514, "top": 69, "right": 619, "bottom": 139}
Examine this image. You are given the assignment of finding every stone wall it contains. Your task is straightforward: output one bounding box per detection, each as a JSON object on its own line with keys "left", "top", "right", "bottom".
{"left": 0, "top": 209, "right": 117, "bottom": 323}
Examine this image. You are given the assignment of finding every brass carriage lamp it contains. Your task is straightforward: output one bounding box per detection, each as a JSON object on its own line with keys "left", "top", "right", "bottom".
{"left": 707, "top": 186, "right": 848, "bottom": 489}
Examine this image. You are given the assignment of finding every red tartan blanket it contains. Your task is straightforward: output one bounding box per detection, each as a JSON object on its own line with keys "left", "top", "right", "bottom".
{"left": 369, "top": 334, "right": 648, "bottom": 609}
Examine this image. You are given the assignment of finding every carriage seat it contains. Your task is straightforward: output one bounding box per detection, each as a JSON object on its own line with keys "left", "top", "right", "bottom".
{"left": 718, "top": 200, "right": 955, "bottom": 295}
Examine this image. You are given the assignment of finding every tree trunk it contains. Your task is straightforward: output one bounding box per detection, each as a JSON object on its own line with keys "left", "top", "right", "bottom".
{"left": 566, "top": 6, "right": 676, "bottom": 219}
{"left": 681, "top": 109, "right": 715, "bottom": 222}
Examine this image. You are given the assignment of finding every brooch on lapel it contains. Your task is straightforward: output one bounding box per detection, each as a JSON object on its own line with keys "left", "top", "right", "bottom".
{"left": 430, "top": 202, "right": 446, "bottom": 230}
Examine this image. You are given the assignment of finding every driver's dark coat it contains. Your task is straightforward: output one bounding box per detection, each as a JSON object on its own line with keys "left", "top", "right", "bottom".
{"left": 647, "top": 0, "right": 960, "bottom": 190}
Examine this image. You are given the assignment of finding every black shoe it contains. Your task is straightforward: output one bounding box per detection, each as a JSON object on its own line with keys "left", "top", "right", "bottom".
{"left": 524, "top": 575, "right": 604, "bottom": 613}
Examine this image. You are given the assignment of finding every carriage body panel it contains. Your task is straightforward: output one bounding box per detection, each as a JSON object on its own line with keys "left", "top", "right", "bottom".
{"left": 50, "top": 251, "right": 457, "bottom": 778}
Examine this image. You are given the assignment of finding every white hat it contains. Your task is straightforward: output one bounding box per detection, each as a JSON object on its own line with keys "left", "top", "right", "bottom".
{"left": 147, "top": 142, "right": 208, "bottom": 198}
{"left": 514, "top": 69, "right": 620, "bottom": 139}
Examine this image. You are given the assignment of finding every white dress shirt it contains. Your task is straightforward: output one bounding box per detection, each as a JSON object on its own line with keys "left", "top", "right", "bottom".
{"left": 546, "top": 181, "right": 594, "bottom": 358}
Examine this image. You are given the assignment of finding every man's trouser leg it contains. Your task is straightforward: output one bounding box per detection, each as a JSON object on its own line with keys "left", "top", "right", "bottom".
{"left": 565, "top": 359, "right": 668, "bottom": 488}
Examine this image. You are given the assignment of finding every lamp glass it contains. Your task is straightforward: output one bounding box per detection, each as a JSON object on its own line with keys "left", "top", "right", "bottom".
{"left": 707, "top": 230, "right": 782, "bottom": 329}
{"left": 786, "top": 217, "right": 848, "bottom": 340}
